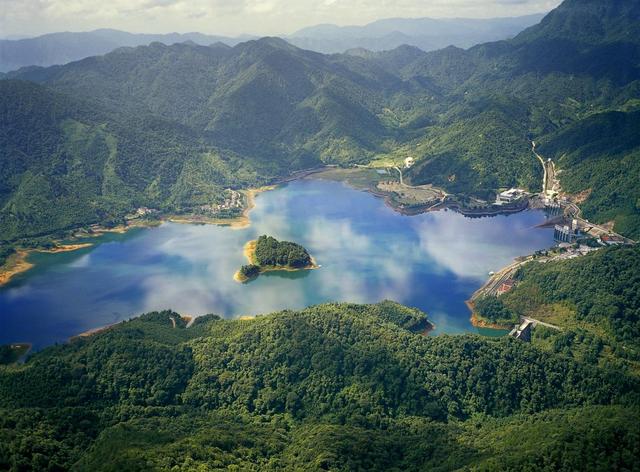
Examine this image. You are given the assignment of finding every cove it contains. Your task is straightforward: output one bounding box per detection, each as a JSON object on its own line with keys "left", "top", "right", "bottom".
{"left": 0, "top": 179, "right": 554, "bottom": 349}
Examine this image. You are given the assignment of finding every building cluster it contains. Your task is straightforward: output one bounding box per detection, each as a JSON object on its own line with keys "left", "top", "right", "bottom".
{"left": 125, "top": 207, "right": 159, "bottom": 220}
{"left": 552, "top": 243, "right": 599, "bottom": 261}
{"left": 600, "top": 234, "right": 626, "bottom": 245}
{"left": 509, "top": 319, "right": 533, "bottom": 342}
{"left": 404, "top": 157, "right": 415, "bottom": 169}
{"left": 197, "top": 189, "right": 244, "bottom": 215}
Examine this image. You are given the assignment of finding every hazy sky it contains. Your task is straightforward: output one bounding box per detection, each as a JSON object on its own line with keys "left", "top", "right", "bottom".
{"left": 1, "top": 0, "right": 562, "bottom": 38}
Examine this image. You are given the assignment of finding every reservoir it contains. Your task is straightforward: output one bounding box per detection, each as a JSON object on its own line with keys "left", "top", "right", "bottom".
{"left": 0, "top": 179, "right": 554, "bottom": 349}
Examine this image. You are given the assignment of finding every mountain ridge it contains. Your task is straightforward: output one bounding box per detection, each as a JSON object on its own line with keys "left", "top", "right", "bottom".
{"left": 2, "top": 0, "right": 640, "bottom": 241}
{"left": 0, "top": 14, "right": 546, "bottom": 72}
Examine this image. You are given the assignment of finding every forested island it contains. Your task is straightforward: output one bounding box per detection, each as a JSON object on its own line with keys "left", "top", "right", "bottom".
{"left": 235, "top": 235, "right": 317, "bottom": 282}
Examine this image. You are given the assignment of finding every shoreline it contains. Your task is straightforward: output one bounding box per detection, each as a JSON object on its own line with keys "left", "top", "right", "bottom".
{"left": 167, "top": 185, "right": 277, "bottom": 230}
{"left": 309, "top": 167, "right": 530, "bottom": 219}
{"left": 466, "top": 300, "right": 514, "bottom": 330}
{"left": 0, "top": 250, "right": 34, "bottom": 286}
{"left": 0, "top": 166, "right": 537, "bottom": 289}
{"left": 234, "top": 239, "right": 320, "bottom": 283}
{"left": 71, "top": 323, "right": 116, "bottom": 339}
{"left": 0, "top": 185, "right": 278, "bottom": 287}
{"left": 35, "top": 242, "right": 94, "bottom": 254}
{"left": 466, "top": 255, "right": 533, "bottom": 330}
{"left": 1, "top": 167, "right": 552, "bottom": 335}
{"left": 0, "top": 243, "right": 95, "bottom": 288}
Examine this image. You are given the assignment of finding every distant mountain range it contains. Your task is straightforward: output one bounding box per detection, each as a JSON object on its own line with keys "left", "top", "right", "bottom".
{"left": 1, "top": 0, "right": 639, "bottom": 242}
{"left": 0, "top": 29, "right": 253, "bottom": 73}
{"left": 288, "top": 14, "right": 545, "bottom": 53}
{"left": 0, "top": 14, "right": 546, "bottom": 72}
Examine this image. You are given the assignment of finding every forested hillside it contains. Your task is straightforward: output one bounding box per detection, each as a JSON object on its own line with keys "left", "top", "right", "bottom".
{"left": 538, "top": 110, "right": 640, "bottom": 239}
{"left": 501, "top": 245, "right": 640, "bottom": 372}
{"left": 0, "top": 80, "right": 261, "bottom": 242}
{"left": 1, "top": 301, "right": 638, "bottom": 470}
{"left": 2, "top": 0, "right": 640, "bottom": 242}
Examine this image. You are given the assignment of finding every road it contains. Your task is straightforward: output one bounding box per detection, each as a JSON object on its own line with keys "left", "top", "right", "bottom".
{"left": 522, "top": 316, "right": 561, "bottom": 330}
{"left": 532, "top": 141, "right": 634, "bottom": 243}
{"left": 471, "top": 257, "right": 531, "bottom": 300}
{"left": 393, "top": 166, "right": 404, "bottom": 185}
{"left": 532, "top": 141, "right": 557, "bottom": 198}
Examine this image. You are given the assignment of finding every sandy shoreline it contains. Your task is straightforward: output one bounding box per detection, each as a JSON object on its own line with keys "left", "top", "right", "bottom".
{"left": 72, "top": 323, "right": 116, "bottom": 339}
{"left": 0, "top": 243, "right": 96, "bottom": 287}
{"left": 466, "top": 300, "right": 513, "bottom": 330}
{"left": 166, "top": 185, "right": 276, "bottom": 229}
{"left": 0, "top": 185, "right": 279, "bottom": 288}
{"left": 0, "top": 250, "right": 34, "bottom": 286}
{"left": 35, "top": 243, "right": 94, "bottom": 254}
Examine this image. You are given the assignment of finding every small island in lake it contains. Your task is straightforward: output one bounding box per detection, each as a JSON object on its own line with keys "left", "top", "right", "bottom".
{"left": 234, "top": 235, "right": 319, "bottom": 283}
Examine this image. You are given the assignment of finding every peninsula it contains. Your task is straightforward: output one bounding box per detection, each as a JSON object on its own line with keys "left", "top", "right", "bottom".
{"left": 234, "top": 235, "right": 318, "bottom": 282}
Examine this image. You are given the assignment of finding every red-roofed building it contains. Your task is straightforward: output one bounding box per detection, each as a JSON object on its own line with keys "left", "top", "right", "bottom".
{"left": 497, "top": 279, "right": 516, "bottom": 296}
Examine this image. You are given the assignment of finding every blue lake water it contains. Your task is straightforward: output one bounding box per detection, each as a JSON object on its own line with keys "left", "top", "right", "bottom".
{"left": 0, "top": 179, "right": 554, "bottom": 349}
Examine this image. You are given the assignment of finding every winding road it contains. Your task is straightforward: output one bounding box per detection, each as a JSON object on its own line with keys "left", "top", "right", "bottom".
{"left": 532, "top": 141, "right": 557, "bottom": 198}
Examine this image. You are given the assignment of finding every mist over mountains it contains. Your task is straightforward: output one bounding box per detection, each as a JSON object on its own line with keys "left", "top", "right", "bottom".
{"left": 0, "top": 14, "right": 545, "bottom": 72}
{"left": 288, "top": 13, "right": 545, "bottom": 53}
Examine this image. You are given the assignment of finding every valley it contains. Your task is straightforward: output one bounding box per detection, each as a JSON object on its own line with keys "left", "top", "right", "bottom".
{"left": 0, "top": 179, "right": 553, "bottom": 349}
{"left": 1, "top": 0, "right": 640, "bottom": 469}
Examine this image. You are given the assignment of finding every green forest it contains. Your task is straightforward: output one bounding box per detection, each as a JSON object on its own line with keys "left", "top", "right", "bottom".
{"left": 254, "top": 235, "right": 312, "bottom": 268}
{"left": 2, "top": 0, "right": 640, "bottom": 469}
{"left": 1, "top": 301, "right": 638, "bottom": 470}
{"left": 497, "top": 245, "right": 640, "bottom": 373}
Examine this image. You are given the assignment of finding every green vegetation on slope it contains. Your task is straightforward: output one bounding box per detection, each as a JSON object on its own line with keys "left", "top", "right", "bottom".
{"left": 0, "top": 301, "right": 638, "bottom": 470}
{"left": 502, "top": 245, "right": 640, "bottom": 372}
{"left": 474, "top": 295, "right": 518, "bottom": 326}
{"left": 0, "top": 80, "right": 261, "bottom": 243}
{"left": 2, "top": 0, "right": 640, "bottom": 241}
{"left": 538, "top": 110, "right": 640, "bottom": 239}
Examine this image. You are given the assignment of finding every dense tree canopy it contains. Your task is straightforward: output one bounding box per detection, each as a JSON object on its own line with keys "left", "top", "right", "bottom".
{"left": 503, "top": 245, "right": 640, "bottom": 372}
{"left": 253, "top": 235, "right": 312, "bottom": 268}
{"left": 1, "top": 301, "right": 638, "bottom": 470}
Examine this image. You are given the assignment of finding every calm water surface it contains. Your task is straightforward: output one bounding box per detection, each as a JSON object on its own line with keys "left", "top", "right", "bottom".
{"left": 0, "top": 180, "right": 554, "bottom": 348}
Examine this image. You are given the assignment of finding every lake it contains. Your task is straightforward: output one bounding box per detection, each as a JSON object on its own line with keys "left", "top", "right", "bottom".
{"left": 0, "top": 179, "right": 554, "bottom": 349}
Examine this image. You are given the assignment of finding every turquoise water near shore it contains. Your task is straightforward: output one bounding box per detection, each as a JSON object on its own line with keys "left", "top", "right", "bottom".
{"left": 0, "top": 179, "right": 554, "bottom": 349}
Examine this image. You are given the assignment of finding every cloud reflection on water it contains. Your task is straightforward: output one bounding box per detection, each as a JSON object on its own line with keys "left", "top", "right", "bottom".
{"left": 414, "top": 210, "right": 546, "bottom": 281}
{"left": 0, "top": 179, "right": 554, "bottom": 348}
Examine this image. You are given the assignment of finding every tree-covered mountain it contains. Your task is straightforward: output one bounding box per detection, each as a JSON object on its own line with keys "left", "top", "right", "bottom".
{"left": 0, "top": 29, "right": 251, "bottom": 73}
{"left": 2, "top": 0, "right": 640, "bottom": 243}
{"left": 496, "top": 245, "right": 640, "bottom": 374}
{"left": 1, "top": 301, "right": 638, "bottom": 470}
{"left": 0, "top": 79, "right": 260, "bottom": 241}
{"left": 9, "top": 38, "right": 404, "bottom": 166}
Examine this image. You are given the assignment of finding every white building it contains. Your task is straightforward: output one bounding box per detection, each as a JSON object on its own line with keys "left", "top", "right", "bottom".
{"left": 404, "top": 157, "right": 415, "bottom": 169}
{"left": 497, "top": 188, "right": 526, "bottom": 204}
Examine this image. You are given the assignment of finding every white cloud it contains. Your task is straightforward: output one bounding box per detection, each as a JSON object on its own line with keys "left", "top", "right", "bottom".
{"left": 0, "top": 0, "right": 560, "bottom": 37}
